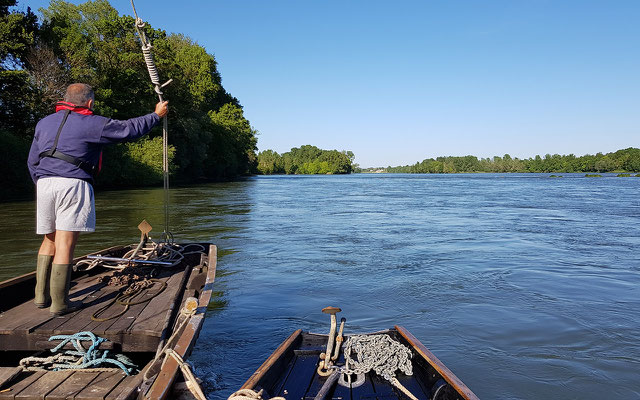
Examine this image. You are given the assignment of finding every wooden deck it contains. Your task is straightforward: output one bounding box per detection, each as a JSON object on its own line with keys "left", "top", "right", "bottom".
{"left": 0, "top": 252, "right": 201, "bottom": 353}
{"left": 0, "top": 266, "right": 186, "bottom": 353}
{"left": 0, "top": 243, "right": 216, "bottom": 400}
{"left": 0, "top": 368, "right": 143, "bottom": 400}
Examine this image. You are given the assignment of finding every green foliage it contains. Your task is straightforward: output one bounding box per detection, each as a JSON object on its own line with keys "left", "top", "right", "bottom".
{"left": 0, "top": 1, "right": 41, "bottom": 134}
{"left": 2, "top": 0, "right": 258, "bottom": 197}
{"left": 384, "top": 148, "right": 640, "bottom": 174}
{"left": 97, "top": 137, "right": 175, "bottom": 187}
{"left": 257, "top": 145, "right": 354, "bottom": 175}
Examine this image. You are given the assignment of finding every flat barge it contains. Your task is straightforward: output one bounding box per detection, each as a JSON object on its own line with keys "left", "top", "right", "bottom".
{"left": 0, "top": 242, "right": 216, "bottom": 399}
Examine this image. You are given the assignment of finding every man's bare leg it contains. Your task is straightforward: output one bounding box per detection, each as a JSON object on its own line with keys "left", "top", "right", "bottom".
{"left": 52, "top": 230, "right": 80, "bottom": 264}
{"left": 39, "top": 232, "right": 56, "bottom": 256}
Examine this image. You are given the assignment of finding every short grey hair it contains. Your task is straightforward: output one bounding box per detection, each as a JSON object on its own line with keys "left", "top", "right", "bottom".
{"left": 64, "top": 83, "right": 95, "bottom": 106}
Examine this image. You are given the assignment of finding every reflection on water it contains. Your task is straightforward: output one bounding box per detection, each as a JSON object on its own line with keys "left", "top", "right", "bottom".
{"left": 1, "top": 174, "right": 640, "bottom": 399}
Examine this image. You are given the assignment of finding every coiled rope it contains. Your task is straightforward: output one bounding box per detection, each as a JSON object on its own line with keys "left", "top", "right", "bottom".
{"left": 19, "top": 331, "right": 137, "bottom": 375}
{"left": 130, "top": 0, "right": 172, "bottom": 239}
{"left": 227, "top": 389, "right": 285, "bottom": 400}
{"left": 90, "top": 278, "right": 167, "bottom": 322}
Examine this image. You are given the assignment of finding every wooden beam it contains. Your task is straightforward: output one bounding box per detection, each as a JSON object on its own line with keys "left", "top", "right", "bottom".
{"left": 241, "top": 329, "right": 303, "bottom": 390}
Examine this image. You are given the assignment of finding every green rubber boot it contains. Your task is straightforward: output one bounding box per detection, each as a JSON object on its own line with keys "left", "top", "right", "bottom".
{"left": 50, "top": 263, "right": 81, "bottom": 315}
{"left": 34, "top": 254, "right": 53, "bottom": 308}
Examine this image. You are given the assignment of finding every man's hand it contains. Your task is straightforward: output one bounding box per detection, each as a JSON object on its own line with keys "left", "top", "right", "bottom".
{"left": 154, "top": 101, "right": 169, "bottom": 118}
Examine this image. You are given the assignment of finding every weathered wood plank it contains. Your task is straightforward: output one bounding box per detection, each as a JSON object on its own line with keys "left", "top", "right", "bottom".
{"left": 126, "top": 269, "right": 186, "bottom": 337}
{"left": 79, "top": 284, "right": 160, "bottom": 337}
{"left": 0, "top": 368, "right": 22, "bottom": 391}
{"left": 104, "top": 374, "right": 143, "bottom": 400}
{"left": 49, "top": 286, "right": 121, "bottom": 335}
{"left": 0, "top": 300, "right": 52, "bottom": 334}
{"left": 21, "top": 277, "right": 107, "bottom": 336}
{"left": 74, "top": 371, "right": 126, "bottom": 400}
{"left": 45, "top": 371, "right": 101, "bottom": 400}
{"left": 14, "top": 370, "right": 73, "bottom": 400}
{"left": 0, "top": 371, "right": 45, "bottom": 400}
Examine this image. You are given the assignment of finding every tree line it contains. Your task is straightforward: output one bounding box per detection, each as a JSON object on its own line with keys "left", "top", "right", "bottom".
{"left": 1, "top": 0, "right": 258, "bottom": 200}
{"left": 257, "top": 145, "right": 355, "bottom": 175}
{"left": 378, "top": 148, "right": 640, "bottom": 174}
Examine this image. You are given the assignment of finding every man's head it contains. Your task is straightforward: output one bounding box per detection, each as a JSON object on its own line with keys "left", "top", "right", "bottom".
{"left": 64, "top": 83, "right": 95, "bottom": 108}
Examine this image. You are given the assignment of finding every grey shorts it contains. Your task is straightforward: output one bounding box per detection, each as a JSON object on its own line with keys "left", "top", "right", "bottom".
{"left": 36, "top": 177, "right": 96, "bottom": 234}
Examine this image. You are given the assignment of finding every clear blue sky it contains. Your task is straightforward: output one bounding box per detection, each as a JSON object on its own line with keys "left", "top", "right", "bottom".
{"left": 18, "top": 0, "right": 640, "bottom": 167}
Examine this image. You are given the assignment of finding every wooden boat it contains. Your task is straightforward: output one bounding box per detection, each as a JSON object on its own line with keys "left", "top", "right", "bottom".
{"left": 0, "top": 241, "right": 216, "bottom": 400}
{"left": 238, "top": 324, "right": 479, "bottom": 400}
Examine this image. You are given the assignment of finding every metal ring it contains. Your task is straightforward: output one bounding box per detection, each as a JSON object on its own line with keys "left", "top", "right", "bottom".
{"left": 338, "top": 373, "right": 365, "bottom": 388}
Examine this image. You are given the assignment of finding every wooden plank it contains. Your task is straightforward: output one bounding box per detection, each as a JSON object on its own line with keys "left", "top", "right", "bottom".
{"left": 0, "top": 368, "right": 22, "bottom": 390}
{"left": 0, "top": 300, "right": 53, "bottom": 334}
{"left": 241, "top": 329, "right": 302, "bottom": 390}
{"left": 80, "top": 283, "right": 161, "bottom": 337}
{"left": 0, "top": 371, "right": 45, "bottom": 400}
{"left": 126, "top": 269, "right": 185, "bottom": 337}
{"left": 275, "top": 355, "right": 319, "bottom": 400}
{"left": 149, "top": 265, "right": 192, "bottom": 337}
{"left": 144, "top": 246, "right": 217, "bottom": 400}
{"left": 45, "top": 371, "right": 101, "bottom": 400}
{"left": 14, "top": 370, "right": 73, "bottom": 400}
{"left": 23, "top": 277, "right": 107, "bottom": 335}
{"left": 74, "top": 371, "right": 126, "bottom": 400}
{"left": 394, "top": 326, "right": 478, "bottom": 400}
{"left": 104, "top": 374, "right": 143, "bottom": 400}
{"left": 49, "top": 286, "right": 121, "bottom": 335}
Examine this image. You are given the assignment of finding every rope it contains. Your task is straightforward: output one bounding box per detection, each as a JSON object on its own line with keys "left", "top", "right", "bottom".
{"left": 164, "top": 349, "right": 207, "bottom": 400}
{"left": 78, "top": 242, "right": 205, "bottom": 322}
{"left": 91, "top": 278, "right": 167, "bottom": 322}
{"left": 75, "top": 242, "right": 206, "bottom": 272}
{"left": 19, "top": 332, "right": 137, "bottom": 375}
{"left": 343, "top": 334, "right": 418, "bottom": 400}
{"left": 130, "top": 0, "right": 172, "bottom": 238}
{"left": 227, "top": 389, "right": 285, "bottom": 400}
{"left": 141, "top": 302, "right": 201, "bottom": 392}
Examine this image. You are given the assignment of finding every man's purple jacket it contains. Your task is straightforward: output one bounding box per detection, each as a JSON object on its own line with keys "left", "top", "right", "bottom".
{"left": 28, "top": 110, "right": 160, "bottom": 184}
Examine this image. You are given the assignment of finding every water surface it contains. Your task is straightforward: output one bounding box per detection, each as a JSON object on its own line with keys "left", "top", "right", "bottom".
{"left": 1, "top": 174, "right": 639, "bottom": 399}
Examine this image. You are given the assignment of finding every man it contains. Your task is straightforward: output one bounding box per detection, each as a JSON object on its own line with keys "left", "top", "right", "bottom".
{"left": 27, "top": 83, "right": 168, "bottom": 315}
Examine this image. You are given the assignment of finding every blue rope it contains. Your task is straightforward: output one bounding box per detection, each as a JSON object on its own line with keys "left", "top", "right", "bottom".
{"left": 47, "top": 331, "right": 136, "bottom": 375}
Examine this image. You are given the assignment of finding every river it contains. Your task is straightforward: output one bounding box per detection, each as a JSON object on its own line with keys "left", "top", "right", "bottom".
{"left": 1, "top": 173, "right": 639, "bottom": 399}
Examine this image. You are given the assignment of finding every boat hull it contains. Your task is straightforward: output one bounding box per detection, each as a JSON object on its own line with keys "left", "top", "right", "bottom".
{"left": 241, "top": 327, "right": 479, "bottom": 400}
